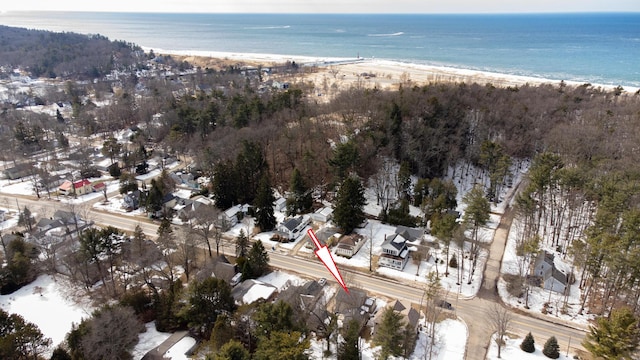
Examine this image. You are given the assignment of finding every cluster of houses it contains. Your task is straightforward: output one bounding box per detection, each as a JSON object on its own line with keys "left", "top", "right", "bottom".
{"left": 196, "top": 253, "right": 420, "bottom": 345}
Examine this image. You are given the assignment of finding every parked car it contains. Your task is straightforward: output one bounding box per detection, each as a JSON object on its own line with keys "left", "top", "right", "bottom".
{"left": 318, "top": 278, "right": 327, "bottom": 286}
{"left": 437, "top": 300, "right": 453, "bottom": 310}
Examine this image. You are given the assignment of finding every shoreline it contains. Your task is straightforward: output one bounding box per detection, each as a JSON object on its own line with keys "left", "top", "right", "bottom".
{"left": 151, "top": 47, "right": 640, "bottom": 94}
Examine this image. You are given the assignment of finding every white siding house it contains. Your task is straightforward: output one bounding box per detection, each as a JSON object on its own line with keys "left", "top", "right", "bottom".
{"left": 378, "top": 233, "right": 410, "bottom": 270}
{"left": 311, "top": 207, "right": 333, "bottom": 223}
{"left": 335, "top": 234, "right": 365, "bottom": 258}
{"left": 276, "top": 215, "right": 311, "bottom": 240}
{"left": 533, "top": 251, "right": 568, "bottom": 294}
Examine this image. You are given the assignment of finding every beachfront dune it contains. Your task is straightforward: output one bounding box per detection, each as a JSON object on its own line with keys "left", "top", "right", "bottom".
{"left": 163, "top": 49, "right": 638, "bottom": 94}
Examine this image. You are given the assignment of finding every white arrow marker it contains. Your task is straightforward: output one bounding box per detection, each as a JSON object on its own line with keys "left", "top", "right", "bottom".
{"left": 308, "top": 228, "right": 349, "bottom": 294}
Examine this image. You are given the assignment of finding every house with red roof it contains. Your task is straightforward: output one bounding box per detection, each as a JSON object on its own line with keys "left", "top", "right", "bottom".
{"left": 58, "top": 179, "right": 94, "bottom": 196}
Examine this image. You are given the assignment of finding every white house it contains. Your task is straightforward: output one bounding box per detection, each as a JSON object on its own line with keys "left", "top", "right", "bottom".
{"left": 219, "top": 204, "right": 250, "bottom": 227}
{"left": 311, "top": 207, "right": 333, "bottom": 223}
{"left": 378, "top": 233, "right": 410, "bottom": 270}
{"left": 533, "top": 251, "right": 568, "bottom": 294}
{"left": 277, "top": 215, "right": 310, "bottom": 240}
{"left": 335, "top": 234, "right": 365, "bottom": 258}
{"left": 273, "top": 197, "right": 287, "bottom": 212}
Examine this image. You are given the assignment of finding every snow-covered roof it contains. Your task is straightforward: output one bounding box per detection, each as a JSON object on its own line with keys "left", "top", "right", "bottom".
{"left": 232, "top": 279, "right": 277, "bottom": 305}
{"left": 224, "top": 204, "right": 242, "bottom": 218}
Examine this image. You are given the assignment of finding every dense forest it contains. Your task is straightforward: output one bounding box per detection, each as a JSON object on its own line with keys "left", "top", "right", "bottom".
{"left": 0, "top": 25, "right": 145, "bottom": 79}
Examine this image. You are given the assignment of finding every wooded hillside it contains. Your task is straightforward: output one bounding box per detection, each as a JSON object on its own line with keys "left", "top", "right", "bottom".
{"left": 0, "top": 25, "right": 143, "bottom": 79}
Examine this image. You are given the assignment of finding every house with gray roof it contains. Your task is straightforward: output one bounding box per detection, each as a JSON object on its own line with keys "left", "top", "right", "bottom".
{"left": 533, "top": 251, "right": 568, "bottom": 294}
{"left": 195, "top": 255, "right": 238, "bottom": 285}
{"left": 378, "top": 232, "right": 411, "bottom": 270}
{"left": 395, "top": 225, "right": 425, "bottom": 243}
{"left": 372, "top": 300, "right": 420, "bottom": 335}
{"left": 335, "top": 234, "right": 365, "bottom": 258}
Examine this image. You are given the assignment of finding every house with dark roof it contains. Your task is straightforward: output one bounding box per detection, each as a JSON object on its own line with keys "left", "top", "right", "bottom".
{"left": 533, "top": 251, "right": 568, "bottom": 294}
{"left": 395, "top": 226, "right": 425, "bottom": 243}
{"left": 372, "top": 300, "right": 420, "bottom": 335}
{"left": 1, "top": 233, "right": 22, "bottom": 250}
{"left": 196, "top": 255, "right": 238, "bottom": 285}
{"left": 304, "top": 227, "right": 340, "bottom": 250}
{"left": 277, "top": 215, "right": 310, "bottom": 240}
{"left": 335, "top": 287, "right": 369, "bottom": 326}
{"left": 335, "top": 234, "right": 365, "bottom": 258}
{"left": 378, "top": 232, "right": 411, "bottom": 270}
{"left": 123, "top": 190, "right": 141, "bottom": 211}
{"left": 278, "top": 280, "right": 328, "bottom": 333}
{"left": 4, "top": 163, "right": 32, "bottom": 180}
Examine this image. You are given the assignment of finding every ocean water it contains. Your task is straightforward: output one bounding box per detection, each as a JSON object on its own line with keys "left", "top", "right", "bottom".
{"left": 0, "top": 11, "right": 639, "bottom": 87}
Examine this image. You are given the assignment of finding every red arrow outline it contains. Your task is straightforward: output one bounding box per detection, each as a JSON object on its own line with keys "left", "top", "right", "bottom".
{"left": 308, "top": 228, "right": 349, "bottom": 294}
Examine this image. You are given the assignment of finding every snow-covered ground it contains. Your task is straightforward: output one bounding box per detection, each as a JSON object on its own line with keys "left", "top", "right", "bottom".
{"left": 0, "top": 245, "right": 467, "bottom": 360}
{"left": 131, "top": 322, "right": 171, "bottom": 359}
{"left": 487, "top": 334, "right": 573, "bottom": 360}
{"left": 0, "top": 275, "right": 95, "bottom": 354}
{"left": 164, "top": 336, "right": 196, "bottom": 360}
{"left": 92, "top": 193, "right": 146, "bottom": 216}
{"left": 499, "top": 218, "right": 593, "bottom": 326}
{"left": 308, "top": 317, "right": 467, "bottom": 360}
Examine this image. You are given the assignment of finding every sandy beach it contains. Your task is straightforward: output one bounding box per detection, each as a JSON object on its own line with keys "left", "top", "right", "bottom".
{"left": 160, "top": 49, "right": 638, "bottom": 94}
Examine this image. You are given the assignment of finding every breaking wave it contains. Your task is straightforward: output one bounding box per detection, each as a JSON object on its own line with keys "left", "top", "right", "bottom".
{"left": 367, "top": 31, "right": 404, "bottom": 37}
{"left": 244, "top": 25, "right": 291, "bottom": 30}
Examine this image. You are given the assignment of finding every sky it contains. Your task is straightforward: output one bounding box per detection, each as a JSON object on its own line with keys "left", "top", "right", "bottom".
{"left": 2, "top": 0, "right": 640, "bottom": 14}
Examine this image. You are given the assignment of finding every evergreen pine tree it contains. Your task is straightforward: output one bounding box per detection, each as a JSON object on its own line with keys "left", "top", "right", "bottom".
{"left": 542, "top": 336, "right": 560, "bottom": 359}
{"left": 235, "top": 230, "right": 249, "bottom": 258}
{"left": 212, "top": 160, "right": 238, "bottom": 210}
{"left": 333, "top": 176, "right": 366, "bottom": 234}
{"left": 520, "top": 332, "right": 535, "bottom": 353}
{"left": 50, "top": 346, "right": 72, "bottom": 360}
{"left": 254, "top": 174, "right": 276, "bottom": 231}
{"left": 338, "top": 319, "right": 361, "bottom": 360}
{"left": 583, "top": 307, "right": 640, "bottom": 359}
{"left": 214, "top": 339, "right": 250, "bottom": 360}
{"left": 287, "top": 168, "right": 312, "bottom": 216}
{"left": 373, "top": 307, "right": 405, "bottom": 359}
{"left": 243, "top": 240, "right": 270, "bottom": 280}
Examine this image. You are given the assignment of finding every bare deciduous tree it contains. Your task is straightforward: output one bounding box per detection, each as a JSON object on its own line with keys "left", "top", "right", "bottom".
{"left": 487, "top": 304, "right": 512, "bottom": 359}
{"left": 79, "top": 305, "right": 143, "bottom": 360}
{"left": 187, "top": 204, "right": 220, "bottom": 257}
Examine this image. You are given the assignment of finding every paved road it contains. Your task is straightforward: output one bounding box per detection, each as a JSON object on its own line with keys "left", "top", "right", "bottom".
{"left": 0, "top": 192, "right": 589, "bottom": 359}
{"left": 268, "top": 251, "right": 588, "bottom": 359}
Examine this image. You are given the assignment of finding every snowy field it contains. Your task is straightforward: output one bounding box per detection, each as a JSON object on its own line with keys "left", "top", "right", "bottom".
{"left": 0, "top": 275, "right": 95, "bottom": 354}
{"left": 487, "top": 334, "right": 573, "bottom": 360}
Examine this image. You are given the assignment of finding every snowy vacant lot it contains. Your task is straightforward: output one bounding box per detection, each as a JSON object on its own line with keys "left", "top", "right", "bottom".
{"left": 487, "top": 334, "right": 573, "bottom": 360}
{"left": 0, "top": 275, "right": 95, "bottom": 351}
